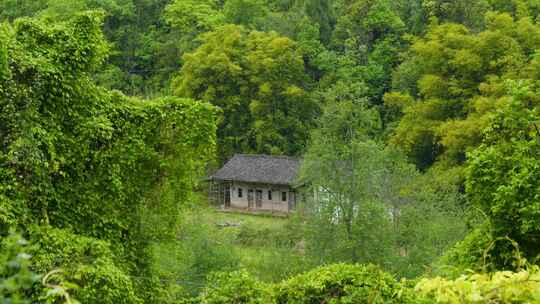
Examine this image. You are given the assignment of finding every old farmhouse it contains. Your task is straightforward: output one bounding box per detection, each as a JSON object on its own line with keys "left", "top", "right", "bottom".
{"left": 209, "top": 154, "right": 301, "bottom": 213}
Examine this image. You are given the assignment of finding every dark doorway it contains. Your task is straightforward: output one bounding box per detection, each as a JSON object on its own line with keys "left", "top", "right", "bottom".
{"left": 224, "top": 185, "right": 231, "bottom": 208}
{"left": 288, "top": 191, "right": 295, "bottom": 211}
{"left": 256, "top": 190, "right": 263, "bottom": 208}
{"left": 248, "top": 189, "right": 254, "bottom": 208}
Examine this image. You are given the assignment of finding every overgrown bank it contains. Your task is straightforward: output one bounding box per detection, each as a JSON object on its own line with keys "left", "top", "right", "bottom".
{"left": 0, "top": 13, "right": 218, "bottom": 303}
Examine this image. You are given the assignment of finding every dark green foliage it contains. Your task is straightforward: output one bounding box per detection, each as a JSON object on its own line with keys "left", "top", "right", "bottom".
{"left": 303, "top": 0, "right": 336, "bottom": 44}
{"left": 0, "top": 0, "right": 47, "bottom": 21}
{"left": 224, "top": 0, "right": 268, "bottom": 28}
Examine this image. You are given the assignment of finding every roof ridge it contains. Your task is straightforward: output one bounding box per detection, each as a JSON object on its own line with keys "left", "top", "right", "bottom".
{"left": 234, "top": 153, "right": 299, "bottom": 160}
{"left": 210, "top": 153, "right": 301, "bottom": 185}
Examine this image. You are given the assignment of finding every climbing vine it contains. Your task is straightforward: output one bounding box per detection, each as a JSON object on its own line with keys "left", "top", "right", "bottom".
{"left": 0, "top": 12, "right": 218, "bottom": 303}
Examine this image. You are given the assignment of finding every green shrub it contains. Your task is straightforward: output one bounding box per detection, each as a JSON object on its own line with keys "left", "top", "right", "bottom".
{"left": 29, "top": 228, "right": 141, "bottom": 304}
{"left": 416, "top": 267, "right": 540, "bottom": 303}
{"left": 197, "top": 270, "right": 268, "bottom": 304}
{"left": 433, "top": 223, "right": 495, "bottom": 276}
{"left": 1, "top": 232, "right": 81, "bottom": 304}
{"left": 0, "top": 233, "right": 39, "bottom": 304}
{"left": 185, "top": 263, "right": 540, "bottom": 304}
{"left": 464, "top": 85, "right": 540, "bottom": 269}
{"left": 273, "top": 264, "right": 413, "bottom": 304}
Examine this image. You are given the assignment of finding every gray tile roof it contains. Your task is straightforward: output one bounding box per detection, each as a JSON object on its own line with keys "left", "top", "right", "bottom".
{"left": 210, "top": 154, "right": 300, "bottom": 186}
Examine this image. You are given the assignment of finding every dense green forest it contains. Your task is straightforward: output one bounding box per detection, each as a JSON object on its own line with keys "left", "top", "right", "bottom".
{"left": 1, "top": 0, "right": 540, "bottom": 303}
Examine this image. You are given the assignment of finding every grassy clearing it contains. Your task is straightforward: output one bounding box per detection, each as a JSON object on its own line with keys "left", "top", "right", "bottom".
{"left": 210, "top": 210, "right": 288, "bottom": 232}
{"left": 209, "top": 210, "right": 309, "bottom": 281}
{"left": 151, "top": 206, "right": 310, "bottom": 298}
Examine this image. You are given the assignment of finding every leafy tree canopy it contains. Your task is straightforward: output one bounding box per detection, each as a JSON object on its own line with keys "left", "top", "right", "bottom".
{"left": 173, "top": 24, "right": 318, "bottom": 159}
{"left": 387, "top": 12, "right": 540, "bottom": 171}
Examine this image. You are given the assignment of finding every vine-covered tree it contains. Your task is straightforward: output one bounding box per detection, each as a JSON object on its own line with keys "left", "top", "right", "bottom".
{"left": 0, "top": 12, "right": 218, "bottom": 303}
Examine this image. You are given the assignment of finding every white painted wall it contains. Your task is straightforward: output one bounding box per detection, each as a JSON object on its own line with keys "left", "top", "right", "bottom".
{"left": 228, "top": 182, "right": 294, "bottom": 212}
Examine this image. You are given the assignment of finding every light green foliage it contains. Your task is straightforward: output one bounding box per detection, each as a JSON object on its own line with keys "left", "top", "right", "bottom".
{"left": 152, "top": 208, "right": 310, "bottom": 300}
{"left": 29, "top": 228, "right": 140, "bottom": 304}
{"left": 395, "top": 171, "right": 468, "bottom": 277}
{"left": 274, "top": 264, "right": 413, "bottom": 303}
{"left": 196, "top": 270, "right": 268, "bottom": 304}
{"left": 174, "top": 24, "right": 318, "bottom": 159}
{"left": 299, "top": 91, "right": 466, "bottom": 276}
{"left": 434, "top": 223, "right": 495, "bottom": 276}
{"left": 389, "top": 12, "right": 540, "bottom": 170}
{"left": 0, "top": 233, "right": 39, "bottom": 304}
{"left": 416, "top": 267, "right": 540, "bottom": 303}
{"left": 164, "top": 0, "right": 224, "bottom": 36}
{"left": 298, "top": 97, "right": 388, "bottom": 264}
{"left": 184, "top": 263, "right": 540, "bottom": 303}
{"left": 3, "top": 0, "right": 540, "bottom": 302}
{"left": 464, "top": 82, "right": 540, "bottom": 268}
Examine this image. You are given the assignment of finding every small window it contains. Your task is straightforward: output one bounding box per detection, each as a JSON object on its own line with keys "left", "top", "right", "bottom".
{"left": 238, "top": 188, "right": 243, "bottom": 198}
{"left": 282, "top": 191, "right": 287, "bottom": 202}
{"left": 268, "top": 190, "right": 272, "bottom": 201}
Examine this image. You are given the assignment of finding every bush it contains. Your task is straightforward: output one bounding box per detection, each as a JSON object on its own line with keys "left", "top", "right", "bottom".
{"left": 29, "top": 228, "right": 141, "bottom": 304}
{"left": 464, "top": 85, "right": 540, "bottom": 268}
{"left": 1, "top": 232, "right": 82, "bottom": 304}
{"left": 273, "top": 264, "right": 413, "bottom": 304}
{"left": 184, "top": 263, "right": 540, "bottom": 304}
{"left": 416, "top": 267, "right": 540, "bottom": 303}
{"left": 433, "top": 223, "right": 495, "bottom": 276}
{"left": 0, "top": 233, "right": 39, "bottom": 304}
{"left": 197, "top": 270, "right": 268, "bottom": 304}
